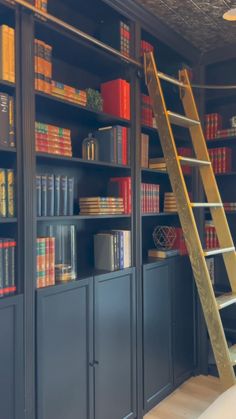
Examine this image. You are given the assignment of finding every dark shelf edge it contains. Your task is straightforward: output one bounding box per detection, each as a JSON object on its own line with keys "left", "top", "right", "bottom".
{"left": 142, "top": 212, "right": 178, "bottom": 217}
{"left": 37, "top": 214, "right": 131, "bottom": 221}
{"left": 0, "top": 217, "right": 17, "bottom": 223}
{"left": 36, "top": 152, "right": 131, "bottom": 169}
{"left": 35, "top": 90, "right": 131, "bottom": 125}
{"left": 0, "top": 146, "right": 16, "bottom": 153}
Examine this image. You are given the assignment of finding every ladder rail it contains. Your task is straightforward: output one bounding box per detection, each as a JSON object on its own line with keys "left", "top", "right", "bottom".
{"left": 180, "top": 69, "right": 236, "bottom": 294}
{"left": 144, "top": 51, "right": 236, "bottom": 390}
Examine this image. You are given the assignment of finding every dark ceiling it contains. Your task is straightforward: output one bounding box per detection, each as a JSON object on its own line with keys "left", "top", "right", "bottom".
{"left": 134, "top": 0, "right": 236, "bottom": 52}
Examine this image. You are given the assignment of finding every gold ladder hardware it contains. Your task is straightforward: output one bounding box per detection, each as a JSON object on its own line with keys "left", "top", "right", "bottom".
{"left": 203, "top": 247, "right": 235, "bottom": 257}
{"left": 178, "top": 156, "right": 211, "bottom": 167}
{"left": 167, "top": 111, "right": 200, "bottom": 127}
{"left": 190, "top": 203, "right": 223, "bottom": 208}
{"left": 216, "top": 293, "right": 236, "bottom": 310}
{"left": 144, "top": 51, "right": 236, "bottom": 390}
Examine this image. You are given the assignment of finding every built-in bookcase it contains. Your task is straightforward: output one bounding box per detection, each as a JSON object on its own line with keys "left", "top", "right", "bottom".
{"left": 0, "top": 1, "right": 199, "bottom": 418}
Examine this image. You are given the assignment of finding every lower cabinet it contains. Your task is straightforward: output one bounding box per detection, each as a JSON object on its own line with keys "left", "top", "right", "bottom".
{"left": 143, "top": 258, "right": 195, "bottom": 414}
{"left": 36, "top": 268, "right": 136, "bottom": 419}
{"left": 0, "top": 295, "right": 24, "bottom": 419}
{"left": 94, "top": 269, "right": 136, "bottom": 419}
{"left": 143, "top": 260, "right": 173, "bottom": 413}
{"left": 36, "top": 279, "right": 93, "bottom": 419}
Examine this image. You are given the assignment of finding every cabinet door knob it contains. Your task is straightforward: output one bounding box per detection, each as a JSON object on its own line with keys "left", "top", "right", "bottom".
{"left": 89, "top": 362, "right": 94, "bottom": 367}
{"left": 94, "top": 360, "right": 99, "bottom": 365}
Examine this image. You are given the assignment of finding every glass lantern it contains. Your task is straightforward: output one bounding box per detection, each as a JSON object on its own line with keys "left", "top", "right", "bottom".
{"left": 82, "top": 132, "right": 99, "bottom": 161}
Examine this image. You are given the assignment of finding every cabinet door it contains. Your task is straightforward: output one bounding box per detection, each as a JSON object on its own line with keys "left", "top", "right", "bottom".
{"left": 94, "top": 269, "right": 136, "bottom": 419}
{"left": 143, "top": 261, "right": 173, "bottom": 413}
{"left": 0, "top": 295, "right": 24, "bottom": 419}
{"left": 37, "top": 279, "right": 93, "bottom": 419}
{"left": 172, "top": 257, "right": 195, "bottom": 387}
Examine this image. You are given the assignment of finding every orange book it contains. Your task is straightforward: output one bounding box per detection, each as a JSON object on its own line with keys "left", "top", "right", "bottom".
{"left": 0, "top": 25, "right": 10, "bottom": 81}
{"left": 8, "top": 27, "right": 15, "bottom": 83}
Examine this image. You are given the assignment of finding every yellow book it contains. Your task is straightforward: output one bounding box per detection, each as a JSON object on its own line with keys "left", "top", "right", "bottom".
{"left": 8, "top": 27, "right": 15, "bottom": 83}
{"left": 0, "top": 25, "right": 10, "bottom": 81}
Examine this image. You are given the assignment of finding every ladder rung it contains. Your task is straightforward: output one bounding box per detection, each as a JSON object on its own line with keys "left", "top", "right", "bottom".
{"left": 204, "top": 247, "right": 235, "bottom": 257}
{"left": 190, "top": 203, "right": 223, "bottom": 208}
{"left": 178, "top": 156, "right": 211, "bottom": 167}
{"left": 157, "top": 71, "right": 186, "bottom": 88}
{"left": 216, "top": 293, "right": 236, "bottom": 310}
{"left": 229, "top": 344, "right": 236, "bottom": 366}
{"left": 167, "top": 111, "right": 200, "bottom": 128}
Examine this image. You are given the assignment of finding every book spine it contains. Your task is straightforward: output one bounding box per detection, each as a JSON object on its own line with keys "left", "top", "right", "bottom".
{"left": 0, "top": 92, "right": 9, "bottom": 146}
{"left": 49, "top": 237, "right": 55, "bottom": 286}
{"left": 8, "top": 27, "right": 15, "bottom": 83}
{"left": 37, "top": 238, "right": 46, "bottom": 288}
{"left": 41, "top": 175, "right": 47, "bottom": 216}
{"left": 60, "top": 175, "right": 68, "bottom": 216}
{"left": 0, "top": 169, "right": 6, "bottom": 217}
{"left": 0, "top": 240, "right": 3, "bottom": 297}
{"left": 117, "top": 126, "right": 123, "bottom": 164}
{"left": 119, "top": 231, "right": 124, "bottom": 269}
{"left": 67, "top": 177, "right": 74, "bottom": 216}
{"left": 9, "top": 96, "right": 15, "bottom": 147}
{"left": 47, "top": 174, "right": 54, "bottom": 216}
{"left": 45, "top": 237, "right": 50, "bottom": 286}
{"left": 6, "top": 169, "right": 15, "bottom": 217}
{"left": 36, "top": 175, "right": 42, "bottom": 217}
{"left": 1, "top": 26, "right": 10, "bottom": 81}
{"left": 3, "top": 240, "right": 9, "bottom": 295}
{"left": 8, "top": 240, "right": 16, "bottom": 294}
{"left": 54, "top": 175, "right": 60, "bottom": 216}
{"left": 113, "top": 233, "right": 118, "bottom": 270}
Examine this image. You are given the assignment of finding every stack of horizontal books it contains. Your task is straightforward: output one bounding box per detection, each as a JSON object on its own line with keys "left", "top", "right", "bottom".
{"left": 149, "top": 157, "right": 167, "bottom": 171}
{"left": 78, "top": 197, "right": 124, "bottom": 215}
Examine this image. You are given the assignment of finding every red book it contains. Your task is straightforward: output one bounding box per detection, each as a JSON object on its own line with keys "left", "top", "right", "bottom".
{"left": 101, "top": 79, "right": 130, "bottom": 120}
{"left": 122, "top": 127, "right": 127, "bottom": 165}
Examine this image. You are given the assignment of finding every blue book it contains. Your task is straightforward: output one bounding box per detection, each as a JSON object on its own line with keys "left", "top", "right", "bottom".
{"left": 96, "top": 126, "right": 115, "bottom": 163}
{"left": 116, "top": 125, "right": 123, "bottom": 165}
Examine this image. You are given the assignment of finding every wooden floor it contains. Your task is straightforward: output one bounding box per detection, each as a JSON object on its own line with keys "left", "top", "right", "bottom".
{"left": 145, "top": 375, "right": 223, "bottom": 419}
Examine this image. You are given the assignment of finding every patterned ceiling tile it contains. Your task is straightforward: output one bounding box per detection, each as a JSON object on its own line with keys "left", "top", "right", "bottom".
{"left": 134, "top": 0, "right": 236, "bottom": 51}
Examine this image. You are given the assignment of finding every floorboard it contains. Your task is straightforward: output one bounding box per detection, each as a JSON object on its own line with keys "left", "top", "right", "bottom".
{"left": 144, "top": 375, "right": 223, "bottom": 419}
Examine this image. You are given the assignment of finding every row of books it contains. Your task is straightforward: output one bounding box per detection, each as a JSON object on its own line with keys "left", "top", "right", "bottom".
{"left": 94, "top": 230, "right": 131, "bottom": 271}
{"left": 0, "top": 169, "right": 15, "bottom": 218}
{"left": 35, "top": 39, "right": 52, "bottom": 93}
{"left": 36, "top": 174, "right": 74, "bottom": 217}
{"left": 205, "top": 113, "right": 222, "bottom": 140}
{"left": 140, "top": 40, "right": 154, "bottom": 56}
{"left": 51, "top": 81, "right": 87, "bottom": 107}
{"left": 108, "top": 177, "right": 131, "bottom": 214}
{"left": 140, "top": 133, "right": 149, "bottom": 168}
{"left": 149, "top": 148, "right": 192, "bottom": 174}
{"left": 100, "top": 20, "right": 131, "bottom": 58}
{"left": 95, "top": 126, "right": 129, "bottom": 165}
{"left": 205, "top": 221, "right": 219, "bottom": 249}
{"left": 36, "top": 225, "right": 77, "bottom": 288}
{"left": 173, "top": 228, "right": 188, "bottom": 255}
{"left": 224, "top": 202, "right": 236, "bottom": 212}
{"left": 0, "top": 93, "right": 15, "bottom": 148}
{"left": 101, "top": 78, "right": 130, "bottom": 120}
{"left": 36, "top": 237, "right": 55, "bottom": 288}
{"left": 0, "top": 25, "right": 15, "bottom": 83}
{"left": 215, "top": 127, "right": 236, "bottom": 139}
{"left": 141, "top": 94, "right": 153, "bottom": 127}
{"left": 141, "top": 183, "right": 160, "bottom": 213}
{"left": 208, "top": 147, "right": 232, "bottom": 174}
{"left": 35, "top": 122, "right": 72, "bottom": 157}
{"left": 78, "top": 197, "right": 124, "bottom": 215}
{"left": 0, "top": 239, "right": 16, "bottom": 297}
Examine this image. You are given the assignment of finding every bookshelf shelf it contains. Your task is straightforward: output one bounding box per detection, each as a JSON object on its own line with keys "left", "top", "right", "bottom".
{"left": 37, "top": 214, "right": 131, "bottom": 221}
{"left": 0, "top": 217, "right": 17, "bottom": 223}
{"left": 0, "top": 78, "right": 15, "bottom": 91}
{"left": 35, "top": 91, "right": 131, "bottom": 126}
{"left": 36, "top": 152, "right": 131, "bottom": 170}
{"left": 0, "top": 145, "right": 16, "bottom": 154}
{"left": 206, "top": 137, "right": 236, "bottom": 147}
{"left": 215, "top": 172, "right": 236, "bottom": 177}
{"left": 142, "top": 212, "right": 178, "bottom": 217}
{"left": 34, "top": 16, "right": 139, "bottom": 77}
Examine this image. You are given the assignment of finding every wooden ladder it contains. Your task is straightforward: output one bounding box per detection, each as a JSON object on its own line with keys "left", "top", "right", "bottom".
{"left": 144, "top": 51, "right": 236, "bottom": 390}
